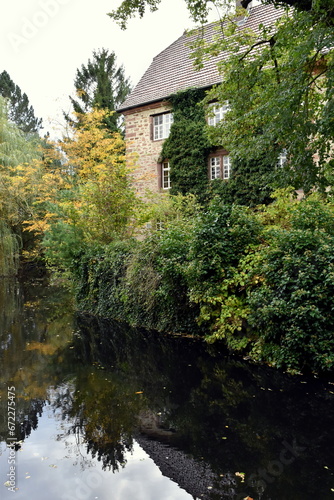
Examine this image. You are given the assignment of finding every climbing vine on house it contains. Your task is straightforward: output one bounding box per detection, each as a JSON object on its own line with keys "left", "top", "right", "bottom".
{"left": 160, "top": 88, "right": 211, "bottom": 201}
{"left": 160, "top": 88, "right": 281, "bottom": 206}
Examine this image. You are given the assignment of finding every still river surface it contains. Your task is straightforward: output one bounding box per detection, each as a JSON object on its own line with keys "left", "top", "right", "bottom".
{"left": 0, "top": 274, "right": 334, "bottom": 500}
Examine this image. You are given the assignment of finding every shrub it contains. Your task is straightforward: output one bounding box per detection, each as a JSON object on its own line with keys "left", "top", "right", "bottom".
{"left": 248, "top": 227, "right": 334, "bottom": 373}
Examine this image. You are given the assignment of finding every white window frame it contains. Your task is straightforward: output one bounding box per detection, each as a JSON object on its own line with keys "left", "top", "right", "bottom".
{"left": 210, "top": 157, "right": 221, "bottom": 180}
{"left": 208, "top": 101, "right": 230, "bottom": 126}
{"left": 277, "top": 149, "right": 287, "bottom": 168}
{"left": 209, "top": 154, "right": 231, "bottom": 180}
{"left": 223, "top": 155, "right": 231, "bottom": 179}
{"left": 162, "top": 161, "right": 171, "bottom": 189}
{"left": 153, "top": 112, "right": 174, "bottom": 141}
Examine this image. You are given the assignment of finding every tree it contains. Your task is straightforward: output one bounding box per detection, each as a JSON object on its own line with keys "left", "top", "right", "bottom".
{"left": 64, "top": 49, "right": 131, "bottom": 132}
{"left": 60, "top": 109, "right": 138, "bottom": 240}
{"left": 0, "top": 71, "right": 42, "bottom": 134}
{"left": 0, "top": 96, "right": 44, "bottom": 274}
{"left": 109, "top": 1, "right": 334, "bottom": 195}
{"left": 32, "top": 108, "right": 141, "bottom": 271}
{"left": 203, "top": 7, "right": 334, "bottom": 193}
{"left": 108, "top": 0, "right": 334, "bottom": 27}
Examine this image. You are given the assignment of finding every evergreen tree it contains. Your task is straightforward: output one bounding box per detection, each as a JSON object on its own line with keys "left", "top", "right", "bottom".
{"left": 64, "top": 48, "right": 131, "bottom": 132}
{"left": 0, "top": 71, "right": 42, "bottom": 134}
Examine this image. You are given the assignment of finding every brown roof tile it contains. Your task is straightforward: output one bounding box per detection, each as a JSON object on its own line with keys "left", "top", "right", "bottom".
{"left": 118, "top": 4, "right": 284, "bottom": 112}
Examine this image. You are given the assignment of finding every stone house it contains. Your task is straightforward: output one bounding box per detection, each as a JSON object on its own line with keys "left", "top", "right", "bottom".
{"left": 117, "top": 2, "right": 283, "bottom": 195}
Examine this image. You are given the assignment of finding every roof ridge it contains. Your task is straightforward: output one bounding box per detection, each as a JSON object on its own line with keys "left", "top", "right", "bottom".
{"left": 118, "top": 3, "right": 284, "bottom": 112}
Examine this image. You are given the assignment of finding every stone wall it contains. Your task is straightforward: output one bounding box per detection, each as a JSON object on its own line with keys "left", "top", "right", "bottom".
{"left": 123, "top": 101, "right": 171, "bottom": 196}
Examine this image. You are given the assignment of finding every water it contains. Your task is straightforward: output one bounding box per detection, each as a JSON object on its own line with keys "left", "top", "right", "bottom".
{"left": 0, "top": 274, "right": 334, "bottom": 500}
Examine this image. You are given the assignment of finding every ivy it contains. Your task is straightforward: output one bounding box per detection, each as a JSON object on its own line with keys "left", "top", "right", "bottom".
{"left": 207, "top": 154, "right": 280, "bottom": 207}
{"left": 161, "top": 88, "right": 285, "bottom": 206}
{"left": 160, "top": 88, "right": 211, "bottom": 202}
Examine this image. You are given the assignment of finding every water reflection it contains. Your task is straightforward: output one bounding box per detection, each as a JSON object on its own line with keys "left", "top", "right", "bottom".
{"left": 0, "top": 276, "right": 334, "bottom": 499}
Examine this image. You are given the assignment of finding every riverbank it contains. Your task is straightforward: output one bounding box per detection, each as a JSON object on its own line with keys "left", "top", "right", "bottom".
{"left": 70, "top": 191, "right": 334, "bottom": 376}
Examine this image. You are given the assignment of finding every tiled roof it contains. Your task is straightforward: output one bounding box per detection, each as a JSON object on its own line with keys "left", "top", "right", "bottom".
{"left": 118, "top": 4, "right": 284, "bottom": 112}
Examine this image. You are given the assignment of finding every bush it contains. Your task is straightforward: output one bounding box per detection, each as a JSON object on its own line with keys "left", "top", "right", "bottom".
{"left": 74, "top": 198, "right": 203, "bottom": 334}
{"left": 248, "top": 227, "right": 334, "bottom": 373}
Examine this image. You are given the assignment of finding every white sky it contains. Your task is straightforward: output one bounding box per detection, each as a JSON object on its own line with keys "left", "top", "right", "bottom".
{"left": 0, "top": 0, "right": 219, "bottom": 139}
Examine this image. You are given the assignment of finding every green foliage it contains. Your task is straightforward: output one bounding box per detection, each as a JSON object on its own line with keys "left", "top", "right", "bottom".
{"left": 207, "top": 154, "right": 279, "bottom": 207}
{"left": 187, "top": 199, "right": 262, "bottom": 289}
{"left": 185, "top": 198, "right": 263, "bottom": 348}
{"left": 64, "top": 49, "right": 131, "bottom": 132}
{"left": 290, "top": 194, "right": 334, "bottom": 233}
{"left": 0, "top": 97, "right": 41, "bottom": 167}
{"left": 56, "top": 188, "right": 334, "bottom": 374}
{"left": 0, "top": 70, "right": 42, "bottom": 134}
{"left": 108, "top": 0, "right": 227, "bottom": 28}
{"left": 108, "top": 0, "right": 334, "bottom": 29}
{"left": 74, "top": 239, "right": 135, "bottom": 318}
{"left": 204, "top": 9, "right": 334, "bottom": 193}
{"left": 0, "top": 221, "right": 20, "bottom": 276}
{"left": 248, "top": 228, "right": 334, "bottom": 373}
{"left": 74, "top": 195, "right": 203, "bottom": 334}
{"left": 161, "top": 88, "right": 211, "bottom": 201}
{"left": 38, "top": 108, "right": 139, "bottom": 275}
{"left": 42, "top": 220, "right": 86, "bottom": 274}
{"left": 0, "top": 96, "right": 43, "bottom": 272}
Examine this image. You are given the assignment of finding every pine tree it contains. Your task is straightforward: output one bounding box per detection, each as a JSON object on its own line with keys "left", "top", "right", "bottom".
{"left": 0, "top": 71, "right": 42, "bottom": 134}
{"left": 64, "top": 48, "right": 131, "bottom": 132}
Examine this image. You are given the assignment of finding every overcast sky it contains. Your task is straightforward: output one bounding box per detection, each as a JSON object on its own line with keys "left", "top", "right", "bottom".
{"left": 1, "top": 0, "right": 219, "bottom": 138}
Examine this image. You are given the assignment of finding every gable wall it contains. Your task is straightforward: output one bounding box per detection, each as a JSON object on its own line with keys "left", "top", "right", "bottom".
{"left": 124, "top": 101, "right": 171, "bottom": 195}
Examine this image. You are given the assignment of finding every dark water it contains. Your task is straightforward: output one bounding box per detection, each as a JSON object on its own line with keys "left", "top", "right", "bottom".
{"left": 0, "top": 275, "right": 334, "bottom": 500}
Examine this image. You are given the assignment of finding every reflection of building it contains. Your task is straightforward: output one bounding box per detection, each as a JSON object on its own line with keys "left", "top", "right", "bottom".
{"left": 137, "top": 409, "right": 238, "bottom": 499}
{"left": 136, "top": 435, "right": 238, "bottom": 499}
{"left": 118, "top": 3, "right": 283, "bottom": 195}
{"left": 138, "top": 409, "right": 175, "bottom": 439}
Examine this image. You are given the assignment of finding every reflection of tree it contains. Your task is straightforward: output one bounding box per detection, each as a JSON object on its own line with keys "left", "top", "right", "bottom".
{"left": 18, "top": 399, "right": 45, "bottom": 441}
{"left": 1, "top": 277, "right": 334, "bottom": 499}
{"left": 0, "top": 395, "right": 45, "bottom": 444}
{"left": 50, "top": 372, "right": 144, "bottom": 471}
{"left": 0, "top": 274, "right": 74, "bottom": 442}
{"left": 72, "top": 316, "right": 334, "bottom": 500}
{"left": 141, "top": 355, "right": 334, "bottom": 500}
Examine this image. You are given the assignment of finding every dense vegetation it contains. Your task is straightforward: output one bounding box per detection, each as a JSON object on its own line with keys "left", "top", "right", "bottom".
{"left": 70, "top": 189, "right": 334, "bottom": 375}
{"left": 0, "top": 70, "right": 42, "bottom": 134}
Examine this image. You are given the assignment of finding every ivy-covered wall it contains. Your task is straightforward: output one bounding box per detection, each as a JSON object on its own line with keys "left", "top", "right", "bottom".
{"left": 160, "top": 88, "right": 212, "bottom": 201}
{"left": 161, "top": 88, "right": 281, "bottom": 206}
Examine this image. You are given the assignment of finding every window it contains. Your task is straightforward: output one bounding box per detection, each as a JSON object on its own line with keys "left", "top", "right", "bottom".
{"left": 210, "top": 157, "right": 221, "bottom": 180}
{"left": 277, "top": 149, "right": 287, "bottom": 168}
{"left": 208, "top": 101, "right": 230, "bottom": 126}
{"left": 223, "top": 155, "right": 231, "bottom": 179}
{"left": 209, "top": 154, "right": 231, "bottom": 180}
{"left": 162, "top": 161, "right": 171, "bottom": 189}
{"left": 153, "top": 113, "right": 173, "bottom": 140}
